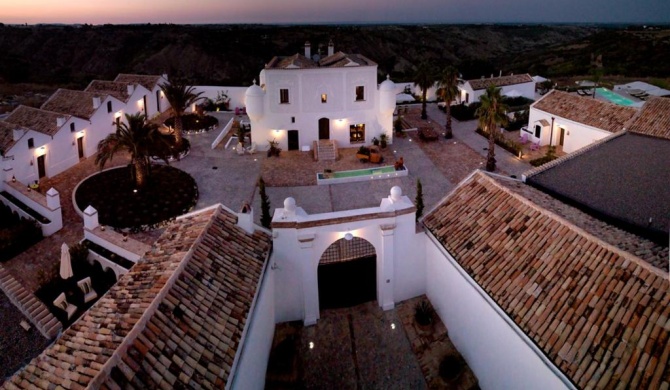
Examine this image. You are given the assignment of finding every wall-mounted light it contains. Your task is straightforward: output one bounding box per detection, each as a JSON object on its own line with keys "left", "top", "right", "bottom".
{"left": 344, "top": 232, "right": 353, "bottom": 241}
{"left": 77, "top": 130, "right": 85, "bottom": 139}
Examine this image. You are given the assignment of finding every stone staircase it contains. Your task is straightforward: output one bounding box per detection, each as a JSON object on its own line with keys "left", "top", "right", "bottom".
{"left": 316, "top": 140, "right": 338, "bottom": 161}
{"left": 0, "top": 264, "right": 62, "bottom": 339}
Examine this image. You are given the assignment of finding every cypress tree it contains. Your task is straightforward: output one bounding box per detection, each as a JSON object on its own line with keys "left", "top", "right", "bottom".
{"left": 415, "top": 178, "right": 424, "bottom": 221}
{"left": 259, "top": 177, "right": 272, "bottom": 228}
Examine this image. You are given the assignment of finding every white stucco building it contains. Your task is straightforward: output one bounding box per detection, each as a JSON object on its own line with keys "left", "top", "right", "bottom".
{"left": 114, "top": 74, "right": 169, "bottom": 118}
{"left": 245, "top": 42, "right": 396, "bottom": 152}
{"left": 458, "top": 73, "right": 535, "bottom": 105}
{"left": 527, "top": 90, "right": 637, "bottom": 153}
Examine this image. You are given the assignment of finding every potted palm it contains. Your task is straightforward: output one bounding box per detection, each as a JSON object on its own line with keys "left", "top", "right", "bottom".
{"left": 356, "top": 145, "right": 370, "bottom": 162}
{"left": 379, "top": 133, "right": 388, "bottom": 149}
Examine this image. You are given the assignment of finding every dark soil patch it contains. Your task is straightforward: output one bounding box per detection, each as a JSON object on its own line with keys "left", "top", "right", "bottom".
{"left": 164, "top": 114, "right": 218, "bottom": 133}
{"left": 74, "top": 165, "right": 198, "bottom": 231}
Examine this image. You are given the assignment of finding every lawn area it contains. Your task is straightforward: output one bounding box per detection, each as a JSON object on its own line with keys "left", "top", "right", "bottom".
{"left": 74, "top": 165, "right": 198, "bottom": 231}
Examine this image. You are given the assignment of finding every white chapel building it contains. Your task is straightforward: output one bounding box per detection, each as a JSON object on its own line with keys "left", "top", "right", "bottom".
{"left": 245, "top": 41, "right": 396, "bottom": 152}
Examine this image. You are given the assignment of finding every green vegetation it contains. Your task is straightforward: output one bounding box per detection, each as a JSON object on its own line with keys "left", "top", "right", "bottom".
{"left": 438, "top": 66, "right": 459, "bottom": 139}
{"left": 259, "top": 177, "right": 271, "bottom": 229}
{"left": 476, "top": 86, "right": 509, "bottom": 172}
{"left": 96, "top": 113, "right": 177, "bottom": 188}
{"left": 530, "top": 146, "right": 559, "bottom": 167}
{"left": 159, "top": 81, "right": 204, "bottom": 148}
{"left": 413, "top": 62, "right": 436, "bottom": 120}
{"left": 415, "top": 179, "right": 424, "bottom": 221}
{"left": 164, "top": 113, "right": 218, "bottom": 133}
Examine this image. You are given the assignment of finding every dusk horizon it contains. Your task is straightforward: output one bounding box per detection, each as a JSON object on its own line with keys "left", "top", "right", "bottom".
{"left": 4, "top": 0, "right": 670, "bottom": 25}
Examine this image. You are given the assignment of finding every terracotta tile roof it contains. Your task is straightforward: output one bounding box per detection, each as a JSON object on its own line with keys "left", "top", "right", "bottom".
{"left": 532, "top": 90, "right": 637, "bottom": 133}
{"left": 2, "top": 205, "right": 271, "bottom": 390}
{"left": 4, "top": 105, "right": 70, "bottom": 136}
{"left": 495, "top": 176, "right": 668, "bottom": 271}
{"left": 41, "top": 89, "right": 106, "bottom": 120}
{"left": 467, "top": 73, "right": 534, "bottom": 90}
{"left": 114, "top": 74, "right": 163, "bottom": 91}
{"left": 627, "top": 96, "right": 670, "bottom": 140}
{"left": 423, "top": 171, "right": 670, "bottom": 390}
{"left": 85, "top": 80, "right": 131, "bottom": 102}
{"left": 318, "top": 52, "right": 376, "bottom": 67}
{"left": 0, "top": 121, "right": 21, "bottom": 154}
{"left": 266, "top": 53, "right": 317, "bottom": 69}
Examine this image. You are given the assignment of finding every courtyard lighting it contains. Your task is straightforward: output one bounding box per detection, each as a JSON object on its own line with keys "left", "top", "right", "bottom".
{"left": 309, "top": 341, "right": 314, "bottom": 349}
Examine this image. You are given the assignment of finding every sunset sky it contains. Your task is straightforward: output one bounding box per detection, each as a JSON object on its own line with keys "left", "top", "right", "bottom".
{"left": 3, "top": 0, "right": 670, "bottom": 25}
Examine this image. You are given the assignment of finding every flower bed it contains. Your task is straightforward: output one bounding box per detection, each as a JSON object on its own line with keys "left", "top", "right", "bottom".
{"left": 164, "top": 114, "right": 219, "bottom": 134}
{"left": 0, "top": 202, "right": 43, "bottom": 262}
{"left": 475, "top": 128, "right": 522, "bottom": 155}
{"left": 74, "top": 165, "right": 198, "bottom": 232}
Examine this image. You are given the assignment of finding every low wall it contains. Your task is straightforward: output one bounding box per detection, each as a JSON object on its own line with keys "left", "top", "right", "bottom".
{"left": 87, "top": 251, "right": 129, "bottom": 280}
{"left": 424, "top": 234, "right": 572, "bottom": 390}
{"left": 231, "top": 262, "right": 275, "bottom": 389}
{"left": 2, "top": 181, "right": 62, "bottom": 236}
{"left": 84, "top": 227, "right": 150, "bottom": 263}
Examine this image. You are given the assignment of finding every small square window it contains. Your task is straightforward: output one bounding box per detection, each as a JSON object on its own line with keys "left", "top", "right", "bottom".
{"left": 280, "top": 89, "right": 290, "bottom": 104}
{"left": 107, "top": 101, "right": 113, "bottom": 113}
{"left": 28, "top": 138, "right": 34, "bottom": 149}
{"left": 291, "top": 117, "right": 295, "bottom": 123}
{"left": 70, "top": 123, "right": 75, "bottom": 132}
{"left": 355, "top": 86, "right": 365, "bottom": 101}
{"left": 321, "top": 94, "right": 327, "bottom": 103}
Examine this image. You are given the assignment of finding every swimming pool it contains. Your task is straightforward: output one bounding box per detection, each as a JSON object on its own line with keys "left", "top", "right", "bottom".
{"left": 316, "top": 165, "right": 408, "bottom": 185}
{"left": 595, "top": 88, "right": 636, "bottom": 106}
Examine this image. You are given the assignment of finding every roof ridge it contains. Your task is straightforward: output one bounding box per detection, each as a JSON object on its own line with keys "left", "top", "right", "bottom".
{"left": 522, "top": 129, "right": 628, "bottom": 180}
{"left": 90, "top": 205, "right": 223, "bottom": 387}
{"left": 481, "top": 172, "right": 668, "bottom": 279}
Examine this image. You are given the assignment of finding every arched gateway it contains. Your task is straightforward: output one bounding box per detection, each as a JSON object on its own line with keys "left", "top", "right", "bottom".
{"left": 271, "top": 187, "right": 421, "bottom": 326}
{"left": 318, "top": 237, "right": 376, "bottom": 309}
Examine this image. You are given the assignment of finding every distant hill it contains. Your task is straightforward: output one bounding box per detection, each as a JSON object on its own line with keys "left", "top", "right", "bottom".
{"left": 0, "top": 24, "right": 668, "bottom": 89}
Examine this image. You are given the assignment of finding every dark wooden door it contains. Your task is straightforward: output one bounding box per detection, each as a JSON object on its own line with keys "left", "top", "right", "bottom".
{"left": 318, "top": 118, "right": 330, "bottom": 140}
{"left": 77, "top": 137, "right": 85, "bottom": 159}
{"left": 155, "top": 90, "right": 161, "bottom": 112}
{"left": 143, "top": 95, "right": 148, "bottom": 117}
{"left": 318, "top": 255, "right": 376, "bottom": 310}
{"left": 559, "top": 127, "right": 565, "bottom": 146}
{"left": 288, "top": 130, "right": 299, "bottom": 151}
{"left": 37, "top": 155, "right": 46, "bottom": 178}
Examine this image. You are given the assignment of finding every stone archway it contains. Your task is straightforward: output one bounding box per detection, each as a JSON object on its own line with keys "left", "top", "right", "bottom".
{"left": 318, "top": 237, "right": 376, "bottom": 310}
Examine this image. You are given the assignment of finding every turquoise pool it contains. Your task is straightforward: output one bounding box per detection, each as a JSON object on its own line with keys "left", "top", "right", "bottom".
{"left": 595, "top": 88, "right": 635, "bottom": 106}
{"left": 317, "top": 165, "right": 408, "bottom": 185}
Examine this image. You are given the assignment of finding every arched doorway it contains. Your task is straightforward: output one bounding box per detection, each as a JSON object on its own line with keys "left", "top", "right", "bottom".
{"left": 318, "top": 118, "right": 330, "bottom": 140}
{"left": 318, "top": 237, "right": 376, "bottom": 309}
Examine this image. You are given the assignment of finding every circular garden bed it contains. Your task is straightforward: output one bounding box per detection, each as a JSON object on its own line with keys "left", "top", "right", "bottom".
{"left": 74, "top": 165, "right": 198, "bottom": 231}
{"left": 164, "top": 114, "right": 218, "bottom": 134}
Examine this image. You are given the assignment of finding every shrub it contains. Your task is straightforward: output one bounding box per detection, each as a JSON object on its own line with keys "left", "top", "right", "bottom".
{"left": 450, "top": 102, "right": 480, "bottom": 121}
{"left": 69, "top": 242, "right": 89, "bottom": 268}
{"left": 164, "top": 113, "right": 218, "bottom": 132}
{"left": 259, "top": 177, "right": 271, "bottom": 229}
{"left": 476, "top": 127, "right": 522, "bottom": 155}
{"left": 0, "top": 218, "right": 43, "bottom": 262}
{"left": 415, "top": 179, "right": 424, "bottom": 221}
{"left": 439, "top": 354, "right": 465, "bottom": 382}
{"left": 414, "top": 300, "right": 434, "bottom": 326}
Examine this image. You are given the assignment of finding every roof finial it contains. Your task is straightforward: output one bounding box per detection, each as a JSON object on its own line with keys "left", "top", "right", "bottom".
{"left": 253, "top": 79, "right": 257, "bottom": 85}
{"left": 386, "top": 74, "right": 390, "bottom": 80}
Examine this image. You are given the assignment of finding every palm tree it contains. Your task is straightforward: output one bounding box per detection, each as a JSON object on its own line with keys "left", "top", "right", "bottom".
{"left": 438, "top": 66, "right": 459, "bottom": 139}
{"left": 475, "top": 86, "right": 508, "bottom": 172}
{"left": 413, "top": 62, "right": 435, "bottom": 120}
{"left": 159, "top": 81, "right": 203, "bottom": 148}
{"left": 95, "top": 113, "right": 174, "bottom": 188}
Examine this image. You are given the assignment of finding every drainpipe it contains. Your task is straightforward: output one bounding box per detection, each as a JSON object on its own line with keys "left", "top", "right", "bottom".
{"left": 549, "top": 117, "right": 555, "bottom": 147}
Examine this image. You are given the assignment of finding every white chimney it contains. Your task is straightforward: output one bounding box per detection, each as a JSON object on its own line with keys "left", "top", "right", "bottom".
{"left": 328, "top": 40, "right": 334, "bottom": 56}
{"left": 92, "top": 97, "right": 101, "bottom": 109}
{"left": 237, "top": 202, "right": 254, "bottom": 234}
{"left": 127, "top": 84, "right": 134, "bottom": 95}
{"left": 12, "top": 128, "right": 25, "bottom": 141}
{"left": 304, "top": 41, "right": 311, "bottom": 58}
{"left": 56, "top": 117, "right": 66, "bottom": 127}
{"left": 499, "top": 70, "right": 502, "bottom": 77}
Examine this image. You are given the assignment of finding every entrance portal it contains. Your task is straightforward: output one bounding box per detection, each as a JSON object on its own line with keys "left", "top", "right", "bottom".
{"left": 318, "top": 118, "right": 330, "bottom": 140}
{"left": 318, "top": 237, "right": 376, "bottom": 310}
{"left": 288, "top": 130, "right": 299, "bottom": 151}
{"left": 37, "top": 154, "right": 46, "bottom": 179}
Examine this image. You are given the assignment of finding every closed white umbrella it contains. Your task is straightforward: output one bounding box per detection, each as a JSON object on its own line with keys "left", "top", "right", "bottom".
{"left": 60, "top": 243, "right": 73, "bottom": 279}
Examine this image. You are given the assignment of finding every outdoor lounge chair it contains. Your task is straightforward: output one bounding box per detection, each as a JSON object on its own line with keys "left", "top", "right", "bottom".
{"left": 530, "top": 141, "right": 540, "bottom": 151}
{"left": 236, "top": 143, "right": 246, "bottom": 155}
{"left": 77, "top": 277, "right": 98, "bottom": 303}
{"left": 53, "top": 292, "right": 77, "bottom": 320}
{"left": 520, "top": 133, "right": 529, "bottom": 144}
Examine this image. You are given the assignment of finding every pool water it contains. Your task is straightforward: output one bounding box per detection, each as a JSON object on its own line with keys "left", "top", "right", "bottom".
{"left": 322, "top": 166, "right": 396, "bottom": 179}
{"left": 595, "top": 88, "right": 635, "bottom": 106}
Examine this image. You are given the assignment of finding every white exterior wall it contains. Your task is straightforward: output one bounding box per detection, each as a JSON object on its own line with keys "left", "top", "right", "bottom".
{"left": 249, "top": 66, "right": 393, "bottom": 151}
{"left": 459, "top": 81, "right": 535, "bottom": 106}
{"left": 41, "top": 117, "right": 90, "bottom": 178}
{"left": 193, "top": 86, "right": 248, "bottom": 111}
{"left": 85, "top": 96, "right": 125, "bottom": 160}
{"left": 272, "top": 190, "right": 423, "bottom": 326}
{"left": 144, "top": 76, "right": 169, "bottom": 118}
{"left": 2, "top": 130, "right": 51, "bottom": 184}
{"left": 123, "top": 85, "right": 154, "bottom": 119}
{"left": 528, "top": 108, "right": 613, "bottom": 154}
{"left": 231, "top": 263, "right": 275, "bottom": 390}
{"left": 424, "top": 235, "right": 572, "bottom": 390}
